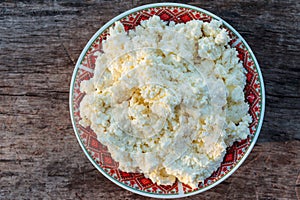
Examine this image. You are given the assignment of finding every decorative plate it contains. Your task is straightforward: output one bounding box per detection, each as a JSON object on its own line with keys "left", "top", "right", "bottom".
{"left": 69, "top": 3, "right": 265, "bottom": 198}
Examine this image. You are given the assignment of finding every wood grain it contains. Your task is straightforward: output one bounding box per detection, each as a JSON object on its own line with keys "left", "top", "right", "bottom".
{"left": 0, "top": 0, "right": 299, "bottom": 199}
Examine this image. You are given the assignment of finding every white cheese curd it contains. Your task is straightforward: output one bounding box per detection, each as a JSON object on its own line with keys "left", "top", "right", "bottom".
{"left": 79, "top": 15, "right": 252, "bottom": 188}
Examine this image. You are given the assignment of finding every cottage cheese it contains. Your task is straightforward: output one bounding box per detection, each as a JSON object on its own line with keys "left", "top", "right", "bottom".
{"left": 79, "top": 15, "right": 252, "bottom": 188}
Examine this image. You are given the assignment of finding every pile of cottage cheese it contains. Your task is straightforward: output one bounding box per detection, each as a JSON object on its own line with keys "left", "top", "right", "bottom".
{"left": 79, "top": 15, "right": 252, "bottom": 188}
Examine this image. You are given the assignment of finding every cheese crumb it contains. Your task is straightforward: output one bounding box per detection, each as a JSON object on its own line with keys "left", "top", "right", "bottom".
{"left": 79, "top": 15, "right": 252, "bottom": 188}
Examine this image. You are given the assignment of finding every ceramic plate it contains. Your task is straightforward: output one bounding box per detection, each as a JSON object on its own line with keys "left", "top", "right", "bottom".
{"left": 69, "top": 3, "right": 265, "bottom": 198}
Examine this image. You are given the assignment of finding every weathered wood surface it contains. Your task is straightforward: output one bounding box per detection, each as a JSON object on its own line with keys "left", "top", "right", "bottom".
{"left": 0, "top": 1, "right": 299, "bottom": 199}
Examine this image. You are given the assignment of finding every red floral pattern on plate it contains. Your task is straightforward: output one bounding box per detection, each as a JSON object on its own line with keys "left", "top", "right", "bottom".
{"left": 71, "top": 6, "right": 262, "bottom": 195}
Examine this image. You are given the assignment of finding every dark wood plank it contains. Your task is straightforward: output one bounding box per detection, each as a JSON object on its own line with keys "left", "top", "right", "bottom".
{"left": 0, "top": 0, "right": 299, "bottom": 199}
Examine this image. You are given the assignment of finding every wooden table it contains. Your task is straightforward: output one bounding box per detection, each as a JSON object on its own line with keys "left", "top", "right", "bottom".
{"left": 1, "top": 1, "right": 299, "bottom": 199}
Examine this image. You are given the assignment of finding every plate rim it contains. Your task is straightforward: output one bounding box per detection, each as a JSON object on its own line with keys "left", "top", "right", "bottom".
{"left": 69, "top": 2, "right": 266, "bottom": 198}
